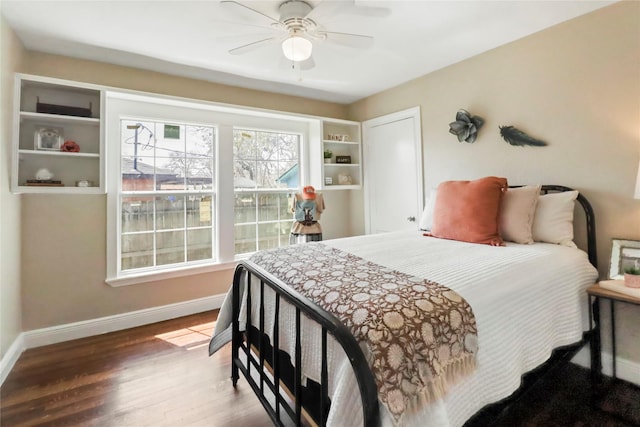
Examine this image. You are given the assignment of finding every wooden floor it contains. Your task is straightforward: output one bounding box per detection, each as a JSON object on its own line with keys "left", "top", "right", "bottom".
{"left": 1, "top": 311, "right": 638, "bottom": 426}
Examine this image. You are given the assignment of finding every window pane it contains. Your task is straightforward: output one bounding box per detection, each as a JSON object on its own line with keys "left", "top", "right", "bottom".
{"left": 187, "top": 228, "right": 212, "bottom": 261}
{"left": 188, "top": 196, "right": 213, "bottom": 227}
{"left": 186, "top": 158, "right": 214, "bottom": 188}
{"left": 122, "top": 197, "right": 154, "bottom": 233}
{"left": 280, "top": 194, "right": 292, "bottom": 219}
{"left": 235, "top": 193, "right": 256, "bottom": 223}
{"left": 234, "top": 130, "right": 256, "bottom": 159}
{"left": 278, "top": 136, "right": 298, "bottom": 161}
{"left": 121, "top": 233, "right": 153, "bottom": 270}
{"left": 258, "top": 193, "right": 280, "bottom": 222}
{"left": 235, "top": 224, "right": 256, "bottom": 254}
{"left": 155, "top": 195, "right": 184, "bottom": 231}
{"left": 121, "top": 120, "right": 155, "bottom": 157}
{"left": 156, "top": 230, "right": 185, "bottom": 266}
{"left": 234, "top": 160, "right": 257, "bottom": 189}
{"left": 155, "top": 156, "right": 185, "bottom": 191}
{"left": 186, "top": 126, "right": 214, "bottom": 157}
{"left": 122, "top": 157, "right": 155, "bottom": 191}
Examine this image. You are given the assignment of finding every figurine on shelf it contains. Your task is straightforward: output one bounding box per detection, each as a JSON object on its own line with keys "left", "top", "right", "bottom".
{"left": 61, "top": 140, "right": 80, "bottom": 152}
{"left": 289, "top": 186, "right": 326, "bottom": 244}
{"left": 35, "top": 168, "right": 54, "bottom": 181}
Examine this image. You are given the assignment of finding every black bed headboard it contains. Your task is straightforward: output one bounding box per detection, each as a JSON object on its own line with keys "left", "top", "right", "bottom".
{"left": 511, "top": 185, "right": 597, "bottom": 269}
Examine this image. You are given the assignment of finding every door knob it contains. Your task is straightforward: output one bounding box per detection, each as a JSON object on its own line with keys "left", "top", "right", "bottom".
{"left": 407, "top": 216, "right": 416, "bottom": 222}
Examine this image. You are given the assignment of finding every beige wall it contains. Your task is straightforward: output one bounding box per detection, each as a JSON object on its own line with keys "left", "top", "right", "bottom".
{"left": 0, "top": 18, "right": 25, "bottom": 357}
{"left": 17, "top": 53, "right": 351, "bottom": 330}
{"left": 349, "top": 2, "right": 640, "bottom": 361}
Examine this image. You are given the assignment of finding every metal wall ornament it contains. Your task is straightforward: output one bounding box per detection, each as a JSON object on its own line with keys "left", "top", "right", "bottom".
{"left": 448, "top": 109, "right": 484, "bottom": 143}
{"left": 499, "top": 125, "right": 548, "bottom": 147}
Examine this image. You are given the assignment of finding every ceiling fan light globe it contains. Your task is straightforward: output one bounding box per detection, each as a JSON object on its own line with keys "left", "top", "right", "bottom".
{"left": 282, "top": 36, "right": 312, "bottom": 62}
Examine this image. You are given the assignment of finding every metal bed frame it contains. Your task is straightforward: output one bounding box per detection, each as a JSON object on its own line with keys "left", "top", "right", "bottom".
{"left": 229, "top": 185, "right": 598, "bottom": 427}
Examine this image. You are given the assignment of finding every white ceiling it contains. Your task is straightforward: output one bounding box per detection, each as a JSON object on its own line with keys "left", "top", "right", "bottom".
{"left": 1, "top": 1, "right": 614, "bottom": 104}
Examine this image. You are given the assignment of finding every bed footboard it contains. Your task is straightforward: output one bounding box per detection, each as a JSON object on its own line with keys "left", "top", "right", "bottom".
{"left": 231, "top": 261, "right": 380, "bottom": 427}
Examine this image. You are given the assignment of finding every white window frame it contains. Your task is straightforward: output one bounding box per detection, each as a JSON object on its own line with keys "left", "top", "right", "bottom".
{"left": 105, "top": 91, "right": 313, "bottom": 286}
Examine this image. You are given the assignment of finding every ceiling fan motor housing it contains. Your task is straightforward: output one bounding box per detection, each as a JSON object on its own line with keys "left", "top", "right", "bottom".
{"left": 279, "top": 0, "right": 317, "bottom": 35}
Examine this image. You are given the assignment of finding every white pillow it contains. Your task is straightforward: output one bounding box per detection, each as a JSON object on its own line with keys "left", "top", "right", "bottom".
{"left": 499, "top": 185, "right": 540, "bottom": 244}
{"left": 419, "top": 189, "right": 438, "bottom": 231}
{"left": 532, "top": 190, "right": 579, "bottom": 247}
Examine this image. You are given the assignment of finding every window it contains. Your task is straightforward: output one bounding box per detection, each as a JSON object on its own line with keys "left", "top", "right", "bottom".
{"left": 233, "top": 129, "right": 299, "bottom": 254}
{"left": 119, "top": 119, "right": 216, "bottom": 273}
{"left": 106, "top": 92, "right": 313, "bottom": 285}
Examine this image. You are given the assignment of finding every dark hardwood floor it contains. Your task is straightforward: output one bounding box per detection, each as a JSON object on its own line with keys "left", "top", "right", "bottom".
{"left": 1, "top": 311, "right": 638, "bottom": 426}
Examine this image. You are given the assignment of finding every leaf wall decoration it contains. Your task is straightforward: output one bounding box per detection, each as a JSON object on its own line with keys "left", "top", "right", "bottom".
{"left": 449, "top": 109, "right": 484, "bottom": 143}
{"left": 499, "top": 126, "right": 548, "bottom": 147}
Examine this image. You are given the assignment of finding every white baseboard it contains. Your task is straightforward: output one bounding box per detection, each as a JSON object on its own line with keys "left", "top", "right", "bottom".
{"left": 0, "top": 333, "right": 25, "bottom": 385}
{"left": 22, "top": 293, "right": 226, "bottom": 350}
{"left": 572, "top": 346, "right": 640, "bottom": 386}
{"left": 1, "top": 294, "right": 226, "bottom": 385}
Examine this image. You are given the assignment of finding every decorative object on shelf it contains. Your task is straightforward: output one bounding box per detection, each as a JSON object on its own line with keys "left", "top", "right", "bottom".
{"left": 324, "top": 149, "right": 332, "bottom": 163}
{"left": 36, "top": 96, "right": 92, "bottom": 117}
{"left": 499, "top": 125, "right": 548, "bottom": 147}
{"left": 34, "top": 127, "right": 64, "bottom": 151}
{"left": 76, "top": 180, "right": 93, "bottom": 187}
{"left": 324, "top": 177, "right": 333, "bottom": 185}
{"left": 624, "top": 264, "right": 640, "bottom": 288}
{"left": 609, "top": 238, "right": 640, "bottom": 280}
{"left": 327, "top": 134, "right": 349, "bottom": 141}
{"left": 335, "top": 155, "right": 351, "bottom": 164}
{"left": 35, "top": 168, "right": 54, "bottom": 181}
{"left": 448, "top": 109, "right": 484, "bottom": 143}
{"left": 28, "top": 168, "right": 62, "bottom": 186}
{"left": 61, "top": 140, "right": 80, "bottom": 152}
{"left": 338, "top": 174, "right": 353, "bottom": 185}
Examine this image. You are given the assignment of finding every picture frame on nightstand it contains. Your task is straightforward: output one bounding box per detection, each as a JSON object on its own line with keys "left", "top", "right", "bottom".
{"left": 609, "top": 238, "right": 640, "bottom": 279}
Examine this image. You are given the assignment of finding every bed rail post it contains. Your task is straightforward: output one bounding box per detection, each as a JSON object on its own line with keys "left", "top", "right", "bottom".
{"left": 230, "top": 262, "right": 381, "bottom": 427}
{"left": 231, "top": 266, "right": 242, "bottom": 386}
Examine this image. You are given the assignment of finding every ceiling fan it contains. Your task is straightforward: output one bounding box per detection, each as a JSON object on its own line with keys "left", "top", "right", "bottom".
{"left": 221, "top": 0, "right": 390, "bottom": 70}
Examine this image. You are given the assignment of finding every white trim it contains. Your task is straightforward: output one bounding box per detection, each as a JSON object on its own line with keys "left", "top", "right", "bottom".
{"left": 106, "top": 261, "right": 236, "bottom": 287}
{"left": 362, "top": 106, "right": 423, "bottom": 234}
{"left": 572, "top": 346, "right": 640, "bottom": 386}
{"left": 1, "top": 333, "right": 25, "bottom": 386}
{"left": 22, "top": 293, "right": 226, "bottom": 349}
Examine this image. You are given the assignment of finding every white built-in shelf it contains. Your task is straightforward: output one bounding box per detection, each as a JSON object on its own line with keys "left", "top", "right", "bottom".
{"left": 12, "top": 74, "right": 105, "bottom": 194}
{"left": 319, "top": 119, "right": 362, "bottom": 190}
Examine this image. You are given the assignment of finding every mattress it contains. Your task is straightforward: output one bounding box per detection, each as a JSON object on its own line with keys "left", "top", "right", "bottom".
{"left": 211, "top": 229, "right": 598, "bottom": 426}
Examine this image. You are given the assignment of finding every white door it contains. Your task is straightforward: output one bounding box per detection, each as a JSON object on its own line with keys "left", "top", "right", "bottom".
{"left": 363, "top": 107, "right": 423, "bottom": 234}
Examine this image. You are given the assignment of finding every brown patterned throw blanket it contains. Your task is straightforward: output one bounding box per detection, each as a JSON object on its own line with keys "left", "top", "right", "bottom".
{"left": 249, "top": 243, "right": 478, "bottom": 424}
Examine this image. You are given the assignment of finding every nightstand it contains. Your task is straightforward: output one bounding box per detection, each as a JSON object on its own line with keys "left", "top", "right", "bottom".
{"left": 586, "top": 282, "right": 640, "bottom": 422}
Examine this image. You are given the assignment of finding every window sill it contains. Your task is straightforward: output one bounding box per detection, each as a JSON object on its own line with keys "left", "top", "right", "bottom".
{"left": 106, "top": 260, "right": 238, "bottom": 287}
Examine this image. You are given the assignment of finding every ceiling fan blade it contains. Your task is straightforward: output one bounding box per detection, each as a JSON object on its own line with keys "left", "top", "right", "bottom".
{"left": 229, "top": 37, "right": 278, "bottom": 55}
{"left": 320, "top": 31, "right": 374, "bottom": 49}
{"left": 220, "top": 1, "right": 282, "bottom": 26}
{"left": 306, "top": 1, "right": 391, "bottom": 20}
{"left": 303, "top": 1, "right": 344, "bottom": 22}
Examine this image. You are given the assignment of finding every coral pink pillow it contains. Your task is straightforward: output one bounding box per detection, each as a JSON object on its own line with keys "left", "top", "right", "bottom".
{"left": 430, "top": 176, "right": 508, "bottom": 246}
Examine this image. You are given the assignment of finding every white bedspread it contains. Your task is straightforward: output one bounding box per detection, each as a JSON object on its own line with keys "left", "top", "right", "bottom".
{"left": 211, "top": 230, "right": 598, "bottom": 426}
